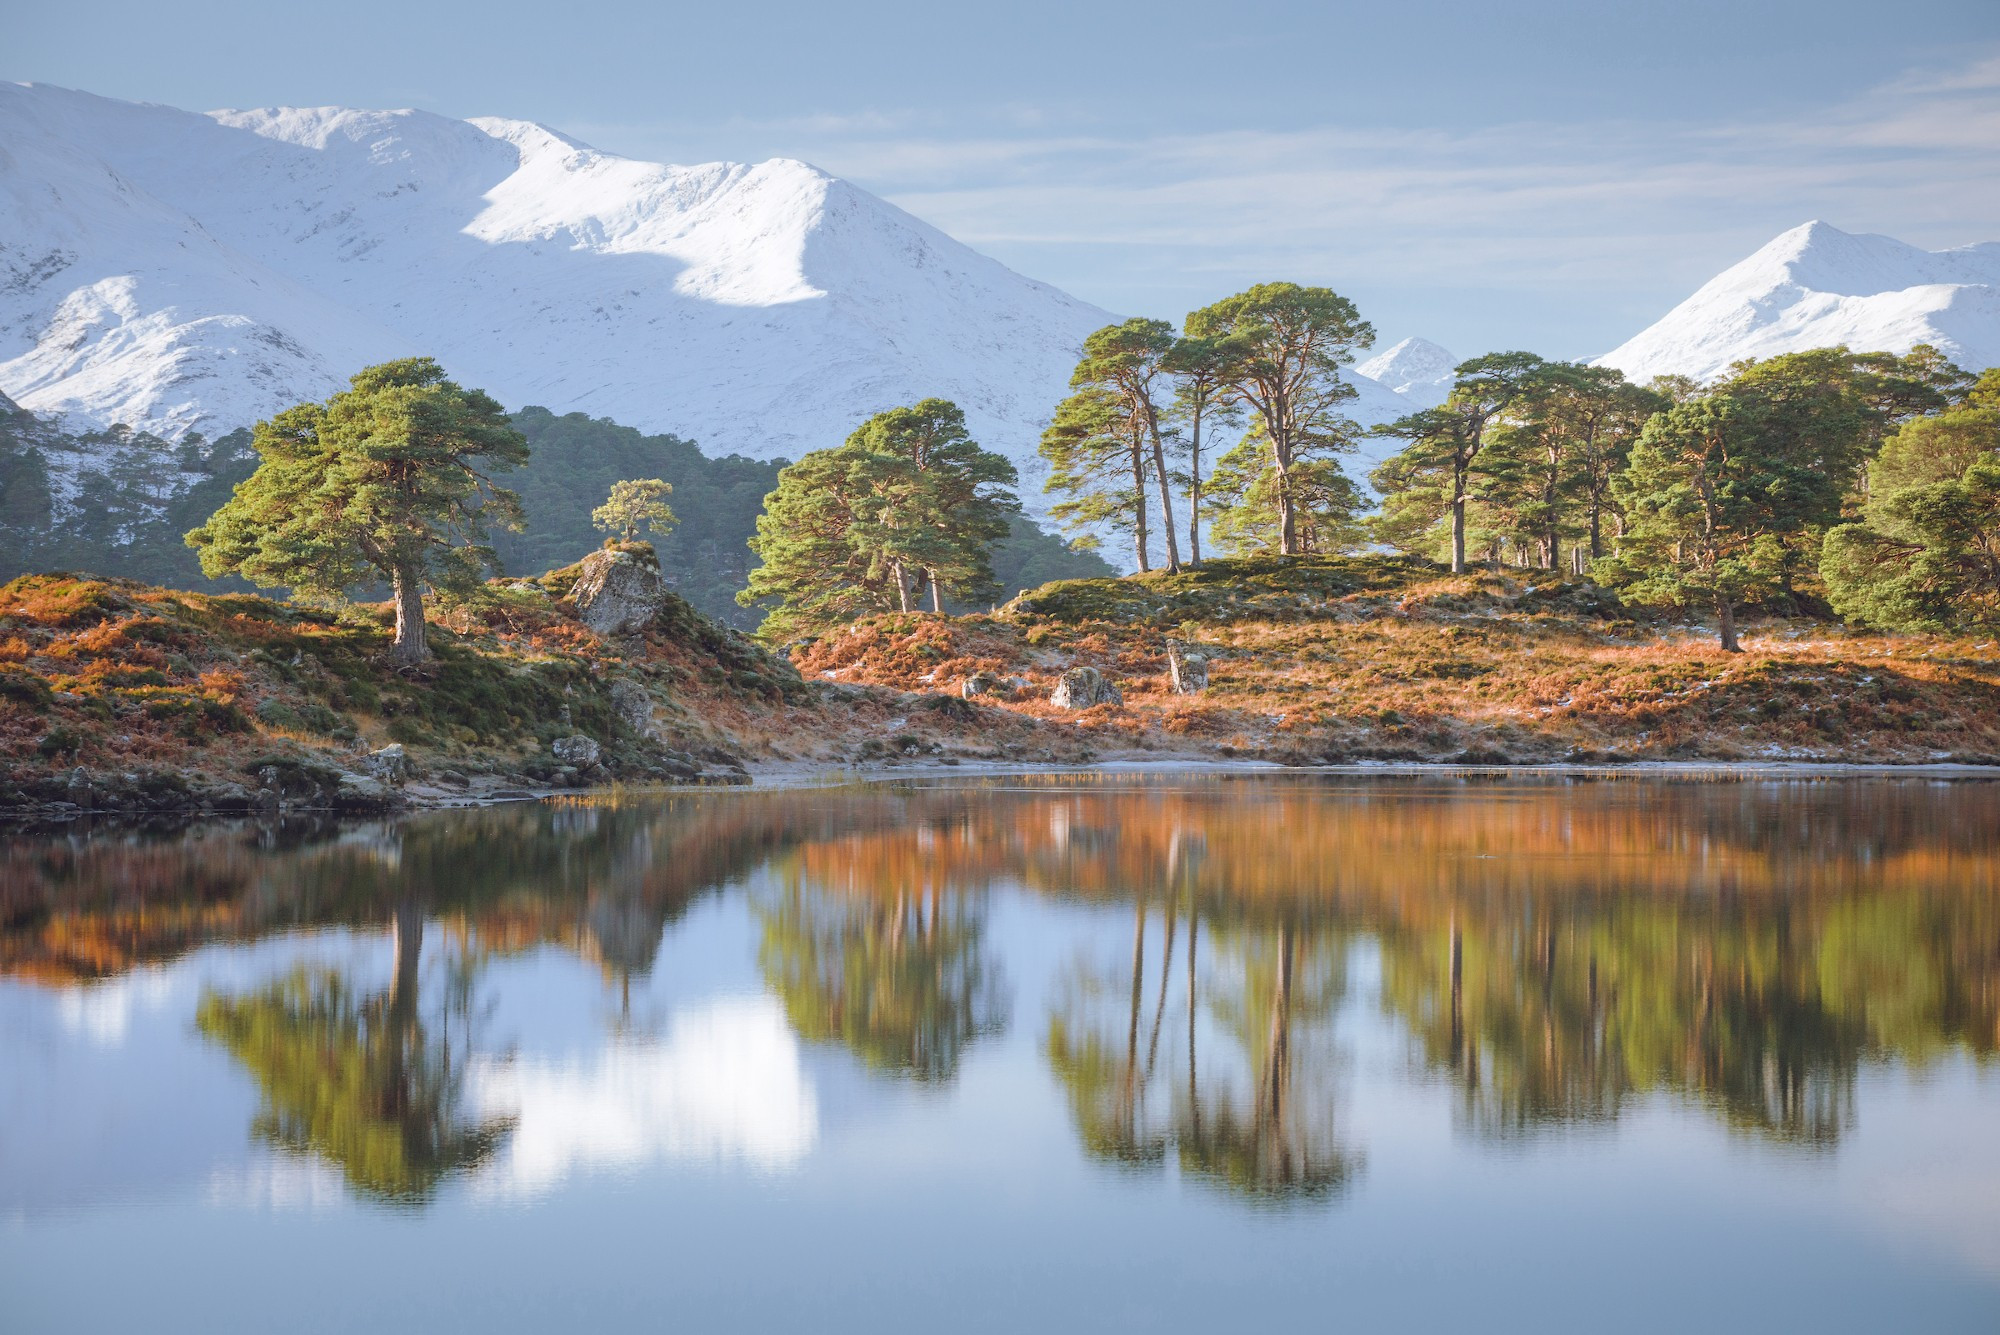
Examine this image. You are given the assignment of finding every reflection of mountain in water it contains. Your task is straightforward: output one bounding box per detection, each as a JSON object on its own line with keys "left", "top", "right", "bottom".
{"left": 4, "top": 776, "right": 1999, "bottom": 1211}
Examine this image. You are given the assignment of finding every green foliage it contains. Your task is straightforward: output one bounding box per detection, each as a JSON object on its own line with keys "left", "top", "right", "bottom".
{"left": 1594, "top": 397, "right": 1818, "bottom": 649}
{"left": 591, "top": 478, "right": 678, "bottom": 544}
{"left": 1053, "top": 318, "right": 1183, "bottom": 570}
{"left": 741, "top": 399, "right": 1020, "bottom": 637}
{"left": 1186, "top": 283, "right": 1374, "bottom": 555}
{"left": 1040, "top": 386, "right": 1146, "bottom": 558}
{"left": 1821, "top": 401, "right": 2000, "bottom": 632}
{"left": 1204, "top": 433, "right": 1366, "bottom": 556}
{"left": 186, "top": 358, "right": 527, "bottom": 661}
{"left": 1474, "top": 363, "right": 1661, "bottom": 566}
{"left": 980, "top": 514, "right": 1117, "bottom": 602}
{"left": 1370, "top": 352, "right": 1550, "bottom": 572}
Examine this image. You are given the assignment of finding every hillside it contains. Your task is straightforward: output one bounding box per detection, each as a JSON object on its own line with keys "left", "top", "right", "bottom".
{"left": 794, "top": 557, "right": 2000, "bottom": 767}
{"left": 1598, "top": 221, "right": 2000, "bottom": 385}
{"left": 5, "top": 550, "right": 1997, "bottom": 819}
{"left": 0, "top": 546, "right": 1107, "bottom": 816}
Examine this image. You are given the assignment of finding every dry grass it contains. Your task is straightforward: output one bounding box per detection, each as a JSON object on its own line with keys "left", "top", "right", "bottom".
{"left": 794, "top": 559, "right": 2000, "bottom": 766}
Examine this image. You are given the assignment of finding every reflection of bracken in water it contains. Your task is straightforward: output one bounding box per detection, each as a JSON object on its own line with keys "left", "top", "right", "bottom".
{"left": 196, "top": 902, "right": 514, "bottom": 1207}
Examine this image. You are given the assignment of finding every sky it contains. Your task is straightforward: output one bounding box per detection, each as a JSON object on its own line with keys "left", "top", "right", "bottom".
{"left": 10, "top": 0, "right": 2000, "bottom": 359}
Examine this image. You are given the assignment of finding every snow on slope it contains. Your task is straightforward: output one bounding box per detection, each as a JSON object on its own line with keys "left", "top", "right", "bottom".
{"left": 1597, "top": 221, "right": 2000, "bottom": 385}
{"left": 0, "top": 83, "right": 1114, "bottom": 495}
{"left": 1355, "top": 337, "right": 1457, "bottom": 408}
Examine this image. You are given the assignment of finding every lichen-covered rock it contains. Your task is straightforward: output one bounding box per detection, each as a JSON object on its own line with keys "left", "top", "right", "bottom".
{"left": 1167, "top": 645, "right": 1211, "bottom": 695}
{"left": 609, "top": 679, "right": 656, "bottom": 733}
{"left": 552, "top": 734, "right": 603, "bottom": 766}
{"left": 572, "top": 548, "right": 666, "bottom": 637}
{"left": 365, "top": 743, "right": 412, "bottom": 786}
{"left": 1050, "top": 666, "right": 1122, "bottom": 709}
{"left": 961, "top": 670, "right": 1009, "bottom": 700}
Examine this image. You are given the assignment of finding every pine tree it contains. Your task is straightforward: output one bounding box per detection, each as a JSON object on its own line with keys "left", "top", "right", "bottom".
{"left": 1595, "top": 394, "right": 1823, "bottom": 652}
{"left": 1163, "top": 333, "right": 1241, "bottom": 566}
{"left": 1204, "top": 431, "right": 1365, "bottom": 556}
{"left": 1051, "top": 320, "right": 1182, "bottom": 570}
{"left": 740, "top": 400, "right": 1018, "bottom": 636}
{"left": 592, "top": 478, "right": 678, "bottom": 544}
{"left": 1186, "top": 284, "right": 1373, "bottom": 556}
{"left": 1478, "top": 363, "right": 1659, "bottom": 569}
{"left": 186, "top": 358, "right": 527, "bottom": 664}
{"left": 1371, "top": 352, "right": 1547, "bottom": 573}
{"left": 1041, "top": 386, "right": 1156, "bottom": 570}
{"left": 1821, "top": 390, "right": 2000, "bottom": 632}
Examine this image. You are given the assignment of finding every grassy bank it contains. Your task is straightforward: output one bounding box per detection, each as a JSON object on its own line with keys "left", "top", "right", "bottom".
{"left": 794, "top": 556, "right": 2000, "bottom": 766}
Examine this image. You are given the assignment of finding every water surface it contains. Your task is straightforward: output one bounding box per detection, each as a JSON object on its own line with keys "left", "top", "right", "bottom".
{"left": 4, "top": 773, "right": 1998, "bottom": 1332}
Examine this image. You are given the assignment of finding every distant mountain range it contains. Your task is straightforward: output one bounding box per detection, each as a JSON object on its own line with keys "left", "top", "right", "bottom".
{"left": 0, "top": 83, "right": 1449, "bottom": 506}
{"left": 8, "top": 82, "right": 1988, "bottom": 522}
{"left": 1597, "top": 220, "right": 2000, "bottom": 384}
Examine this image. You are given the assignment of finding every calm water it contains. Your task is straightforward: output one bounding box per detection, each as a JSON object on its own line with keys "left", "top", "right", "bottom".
{"left": 4, "top": 773, "right": 1999, "bottom": 1332}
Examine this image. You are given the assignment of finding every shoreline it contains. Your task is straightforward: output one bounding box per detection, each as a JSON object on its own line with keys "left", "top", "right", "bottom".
{"left": 8, "top": 753, "right": 1999, "bottom": 830}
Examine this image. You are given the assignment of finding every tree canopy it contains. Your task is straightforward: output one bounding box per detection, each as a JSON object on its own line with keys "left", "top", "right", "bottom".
{"left": 186, "top": 358, "right": 527, "bottom": 663}
{"left": 741, "top": 399, "right": 1019, "bottom": 637}
{"left": 592, "top": 477, "right": 678, "bottom": 544}
{"left": 1186, "top": 283, "right": 1374, "bottom": 556}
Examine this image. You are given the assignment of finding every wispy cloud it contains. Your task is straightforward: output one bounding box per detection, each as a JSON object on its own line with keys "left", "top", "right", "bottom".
{"left": 576, "top": 48, "right": 2000, "bottom": 354}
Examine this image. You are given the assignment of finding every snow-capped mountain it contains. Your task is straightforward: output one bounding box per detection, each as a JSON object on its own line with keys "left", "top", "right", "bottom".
{"left": 0, "top": 83, "right": 1120, "bottom": 491}
{"left": 1355, "top": 337, "right": 1457, "bottom": 408}
{"left": 1597, "top": 221, "right": 2000, "bottom": 385}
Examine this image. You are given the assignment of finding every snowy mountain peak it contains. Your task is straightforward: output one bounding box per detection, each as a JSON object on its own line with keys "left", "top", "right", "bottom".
{"left": 1355, "top": 336, "right": 1458, "bottom": 408}
{"left": 1597, "top": 221, "right": 2000, "bottom": 386}
{"left": 0, "top": 82, "right": 1112, "bottom": 490}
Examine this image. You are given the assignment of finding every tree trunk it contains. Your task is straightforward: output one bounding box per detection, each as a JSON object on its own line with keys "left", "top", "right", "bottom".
{"left": 893, "top": 562, "right": 913, "bottom": 613}
{"left": 1589, "top": 504, "right": 1604, "bottom": 559}
{"left": 1188, "top": 405, "right": 1203, "bottom": 566}
{"left": 391, "top": 564, "right": 429, "bottom": 664}
{"left": 1450, "top": 489, "right": 1468, "bottom": 574}
{"left": 385, "top": 898, "right": 424, "bottom": 1113}
{"left": 1275, "top": 450, "right": 1298, "bottom": 557}
{"left": 928, "top": 571, "right": 944, "bottom": 615}
{"left": 1716, "top": 594, "right": 1742, "bottom": 653}
{"left": 1148, "top": 420, "right": 1181, "bottom": 573}
{"left": 1130, "top": 430, "right": 1151, "bottom": 572}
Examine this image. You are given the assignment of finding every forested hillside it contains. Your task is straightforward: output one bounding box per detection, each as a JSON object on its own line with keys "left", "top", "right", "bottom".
{"left": 0, "top": 398, "right": 1109, "bottom": 630}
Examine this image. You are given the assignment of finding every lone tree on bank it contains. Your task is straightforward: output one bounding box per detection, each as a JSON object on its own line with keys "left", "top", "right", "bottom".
{"left": 186, "top": 358, "right": 527, "bottom": 665}
{"left": 593, "top": 478, "right": 678, "bottom": 544}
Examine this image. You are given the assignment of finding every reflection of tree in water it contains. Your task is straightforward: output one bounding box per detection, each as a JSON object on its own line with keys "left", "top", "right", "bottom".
{"left": 1047, "top": 901, "right": 1360, "bottom": 1205}
{"left": 197, "top": 901, "right": 512, "bottom": 1206}
{"left": 757, "top": 867, "right": 1006, "bottom": 1083}
{"left": 1371, "top": 890, "right": 2000, "bottom": 1145}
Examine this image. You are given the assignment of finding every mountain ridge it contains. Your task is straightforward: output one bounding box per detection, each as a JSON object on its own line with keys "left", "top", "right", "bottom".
{"left": 1597, "top": 220, "right": 2000, "bottom": 384}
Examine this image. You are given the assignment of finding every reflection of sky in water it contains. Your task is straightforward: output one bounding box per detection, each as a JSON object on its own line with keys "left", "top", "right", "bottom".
{"left": 469, "top": 995, "right": 818, "bottom": 1195}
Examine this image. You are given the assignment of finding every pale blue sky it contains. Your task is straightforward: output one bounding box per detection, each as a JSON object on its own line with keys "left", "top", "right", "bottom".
{"left": 12, "top": 0, "right": 2000, "bottom": 358}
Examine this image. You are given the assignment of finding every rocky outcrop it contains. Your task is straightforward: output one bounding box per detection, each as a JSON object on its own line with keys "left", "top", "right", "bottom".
{"left": 961, "top": 670, "right": 1009, "bottom": 700}
{"left": 1050, "top": 667, "right": 1122, "bottom": 709}
{"left": 572, "top": 547, "right": 667, "bottom": 637}
{"left": 552, "top": 735, "right": 603, "bottom": 767}
{"left": 1167, "top": 645, "right": 1211, "bottom": 695}
{"left": 610, "top": 679, "right": 656, "bottom": 734}
{"left": 364, "top": 743, "right": 412, "bottom": 786}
